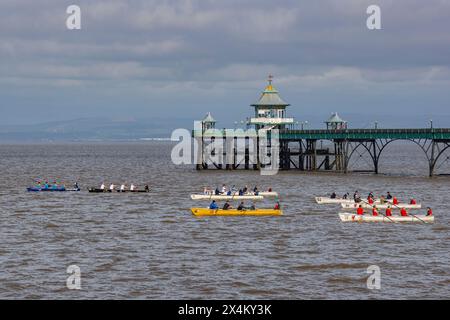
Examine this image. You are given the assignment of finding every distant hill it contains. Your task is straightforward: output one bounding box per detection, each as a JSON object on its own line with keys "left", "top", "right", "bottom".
{"left": 0, "top": 117, "right": 194, "bottom": 142}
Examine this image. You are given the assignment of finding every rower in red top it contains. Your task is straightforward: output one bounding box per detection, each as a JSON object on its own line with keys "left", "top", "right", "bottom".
{"left": 426, "top": 207, "right": 433, "bottom": 216}
{"left": 385, "top": 206, "right": 393, "bottom": 217}
{"left": 400, "top": 207, "right": 408, "bottom": 217}
{"left": 393, "top": 197, "right": 399, "bottom": 205}
{"left": 410, "top": 198, "right": 417, "bottom": 205}
{"left": 357, "top": 205, "right": 364, "bottom": 215}
{"left": 368, "top": 196, "right": 374, "bottom": 205}
{"left": 372, "top": 206, "right": 379, "bottom": 216}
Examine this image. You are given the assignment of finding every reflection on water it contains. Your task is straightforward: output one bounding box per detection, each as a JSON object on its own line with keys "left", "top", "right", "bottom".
{"left": 0, "top": 142, "right": 449, "bottom": 299}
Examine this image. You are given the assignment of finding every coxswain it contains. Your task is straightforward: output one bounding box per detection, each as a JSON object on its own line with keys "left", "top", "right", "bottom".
{"left": 100, "top": 183, "right": 105, "bottom": 191}
{"left": 274, "top": 202, "right": 280, "bottom": 210}
{"left": 385, "top": 206, "right": 393, "bottom": 217}
{"left": 368, "top": 196, "right": 374, "bottom": 205}
{"left": 410, "top": 198, "right": 417, "bottom": 205}
{"left": 400, "top": 208, "right": 408, "bottom": 217}
{"left": 372, "top": 206, "right": 379, "bottom": 217}
{"left": 393, "top": 197, "right": 399, "bottom": 205}
{"left": 222, "top": 201, "right": 232, "bottom": 210}
{"left": 426, "top": 207, "right": 433, "bottom": 216}
{"left": 109, "top": 183, "right": 115, "bottom": 192}
{"left": 209, "top": 200, "right": 219, "bottom": 210}
{"left": 368, "top": 192, "right": 374, "bottom": 199}
{"left": 357, "top": 205, "right": 364, "bottom": 215}
{"left": 386, "top": 192, "right": 393, "bottom": 200}
{"left": 237, "top": 202, "right": 245, "bottom": 211}
{"left": 330, "top": 192, "right": 337, "bottom": 199}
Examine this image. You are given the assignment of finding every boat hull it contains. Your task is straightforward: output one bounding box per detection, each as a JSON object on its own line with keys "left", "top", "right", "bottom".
{"left": 315, "top": 197, "right": 387, "bottom": 204}
{"left": 339, "top": 213, "right": 434, "bottom": 223}
{"left": 341, "top": 203, "right": 421, "bottom": 210}
{"left": 191, "top": 208, "right": 282, "bottom": 216}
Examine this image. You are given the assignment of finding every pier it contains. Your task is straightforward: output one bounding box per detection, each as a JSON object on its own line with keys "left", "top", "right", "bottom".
{"left": 194, "top": 77, "right": 450, "bottom": 177}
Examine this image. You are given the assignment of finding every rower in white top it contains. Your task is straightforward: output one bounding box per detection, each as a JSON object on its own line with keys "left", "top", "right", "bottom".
{"left": 109, "top": 183, "right": 115, "bottom": 192}
{"left": 120, "top": 184, "right": 126, "bottom": 192}
{"left": 100, "top": 183, "right": 105, "bottom": 190}
{"left": 130, "top": 184, "right": 135, "bottom": 191}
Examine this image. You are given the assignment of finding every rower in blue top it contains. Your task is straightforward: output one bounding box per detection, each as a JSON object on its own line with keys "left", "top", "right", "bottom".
{"left": 209, "top": 200, "right": 219, "bottom": 209}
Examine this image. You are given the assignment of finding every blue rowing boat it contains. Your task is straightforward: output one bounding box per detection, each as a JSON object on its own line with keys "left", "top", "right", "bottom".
{"left": 27, "top": 187, "right": 80, "bottom": 192}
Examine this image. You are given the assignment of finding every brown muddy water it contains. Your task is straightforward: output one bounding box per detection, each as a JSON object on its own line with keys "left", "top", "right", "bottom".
{"left": 0, "top": 142, "right": 449, "bottom": 299}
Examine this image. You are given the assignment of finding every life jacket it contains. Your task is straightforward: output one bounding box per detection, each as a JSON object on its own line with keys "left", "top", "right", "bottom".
{"left": 368, "top": 197, "right": 374, "bottom": 204}
{"left": 372, "top": 209, "right": 378, "bottom": 216}
{"left": 400, "top": 209, "right": 408, "bottom": 217}
{"left": 393, "top": 197, "right": 399, "bottom": 205}
{"left": 385, "top": 209, "right": 392, "bottom": 217}
{"left": 357, "top": 207, "right": 364, "bottom": 215}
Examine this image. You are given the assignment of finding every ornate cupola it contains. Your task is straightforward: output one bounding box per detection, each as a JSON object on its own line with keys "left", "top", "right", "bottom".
{"left": 201, "top": 112, "right": 216, "bottom": 131}
{"left": 250, "top": 75, "right": 294, "bottom": 130}
{"left": 325, "top": 112, "right": 348, "bottom": 130}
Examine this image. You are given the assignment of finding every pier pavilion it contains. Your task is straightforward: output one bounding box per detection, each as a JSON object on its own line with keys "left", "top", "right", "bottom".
{"left": 194, "top": 78, "right": 450, "bottom": 176}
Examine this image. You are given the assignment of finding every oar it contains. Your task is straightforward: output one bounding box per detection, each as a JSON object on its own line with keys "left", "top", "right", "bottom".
{"left": 388, "top": 200, "right": 426, "bottom": 224}
{"left": 360, "top": 199, "right": 397, "bottom": 224}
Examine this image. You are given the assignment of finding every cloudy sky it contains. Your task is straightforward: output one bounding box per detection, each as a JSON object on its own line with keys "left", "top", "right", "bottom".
{"left": 1, "top": 0, "right": 450, "bottom": 129}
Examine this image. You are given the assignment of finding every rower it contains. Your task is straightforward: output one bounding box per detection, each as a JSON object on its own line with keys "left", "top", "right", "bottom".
{"left": 221, "top": 184, "right": 227, "bottom": 194}
{"left": 100, "top": 183, "right": 105, "bottom": 190}
{"left": 330, "top": 192, "right": 337, "bottom": 199}
{"left": 144, "top": 185, "right": 149, "bottom": 192}
{"left": 372, "top": 206, "right": 379, "bottom": 217}
{"left": 243, "top": 186, "right": 248, "bottom": 193}
{"left": 368, "top": 196, "right": 374, "bottom": 205}
{"left": 426, "top": 207, "right": 433, "bottom": 216}
{"left": 357, "top": 205, "right": 364, "bottom": 215}
{"left": 222, "top": 201, "right": 232, "bottom": 210}
{"left": 215, "top": 187, "right": 220, "bottom": 195}
{"left": 353, "top": 190, "right": 359, "bottom": 201}
{"left": 368, "top": 192, "right": 374, "bottom": 199}
{"left": 385, "top": 206, "right": 393, "bottom": 217}
{"left": 410, "top": 198, "right": 417, "bottom": 205}
{"left": 400, "top": 207, "right": 408, "bottom": 217}
{"left": 386, "top": 192, "right": 393, "bottom": 200}
{"left": 109, "top": 183, "right": 115, "bottom": 192}
{"left": 130, "top": 184, "right": 135, "bottom": 191}
{"left": 274, "top": 202, "right": 280, "bottom": 210}
{"left": 203, "top": 187, "right": 208, "bottom": 195}
{"left": 74, "top": 182, "right": 79, "bottom": 189}
{"left": 253, "top": 187, "right": 259, "bottom": 195}
{"left": 249, "top": 202, "right": 256, "bottom": 210}
{"left": 393, "top": 197, "right": 399, "bottom": 205}
{"left": 238, "top": 189, "right": 244, "bottom": 196}
{"left": 209, "top": 200, "right": 219, "bottom": 210}
{"left": 268, "top": 187, "right": 273, "bottom": 192}
{"left": 343, "top": 193, "right": 349, "bottom": 200}
{"left": 237, "top": 202, "right": 245, "bottom": 211}
{"left": 379, "top": 195, "right": 386, "bottom": 204}
{"left": 120, "top": 184, "right": 126, "bottom": 192}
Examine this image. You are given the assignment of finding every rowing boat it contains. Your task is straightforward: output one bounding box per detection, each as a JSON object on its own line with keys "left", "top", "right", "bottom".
{"left": 191, "top": 208, "right": 282, "bottom": 216}
{"left": 88, "top": 188, "right": 149, "bottom": 193}
{"left": 341, "top": 203, "right": 422, "bottom": 210}
{"left": 315, "top": 197, "right": 385, "bottom": 204}
{"left": 339, "top": 213, "right": 434, "bottom": 223}
{"left": 258, "top": 192, "right": 278, "bottom": 198}
{"left": 190, "top": 194, "right": 264, "bottom": 200}
{"left": 27, "top": 187, "right": 80, "bottom": 192}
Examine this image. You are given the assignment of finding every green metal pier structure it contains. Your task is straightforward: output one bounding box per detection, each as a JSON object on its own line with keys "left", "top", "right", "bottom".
{"left": 194, "top": 77, "right": 450, "bottom": 177}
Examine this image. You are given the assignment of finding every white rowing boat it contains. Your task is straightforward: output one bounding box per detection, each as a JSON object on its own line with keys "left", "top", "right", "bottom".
{"left": 339, "top": 213, "right": 434, "bottom": 223}
{"left": 191, "top": 194, "right": 264, "bottom": 200}
{"left": 314, "top": 197, "right": 387, "bottom": 204}
{"left": 341, "top": 203, "right": 422, "bottom": 210}
{"left": 258, "top": 191, "right": 278, "bottom": 198}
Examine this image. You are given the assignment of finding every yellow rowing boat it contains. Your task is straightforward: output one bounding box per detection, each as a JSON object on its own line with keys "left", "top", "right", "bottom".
{"left": 191, "top": 208, "right": 282, "bottom": 216}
